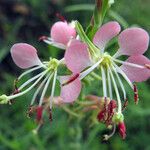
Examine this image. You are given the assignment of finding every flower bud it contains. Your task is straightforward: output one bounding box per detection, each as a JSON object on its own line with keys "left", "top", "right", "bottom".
{"left": 118, "top": 121, "right": 126, "bottom": 139}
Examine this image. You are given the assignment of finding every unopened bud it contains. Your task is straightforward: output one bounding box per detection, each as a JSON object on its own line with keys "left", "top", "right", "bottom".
{"left": 118, "top": 121, "right": 126, "bottom": 139}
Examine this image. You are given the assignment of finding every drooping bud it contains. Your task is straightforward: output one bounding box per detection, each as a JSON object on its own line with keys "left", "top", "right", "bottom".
{"left": 36, "top": 106, "right": 43, "bottom": 123}
{"left": 118, "top": 121, "right": 126, "bottom": 139}
{"left": 133, "top": 84, "right": 139, "bottom": 105}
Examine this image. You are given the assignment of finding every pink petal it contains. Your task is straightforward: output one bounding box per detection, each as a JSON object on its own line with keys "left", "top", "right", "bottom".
{"left": 93, "top": 21, "right": 121, "bottom": 50}
{"left": 120, "top": 55, "right": 150, "bottom": 82}
{"left": 11, "top": 43, "right": 42, "bottom": 69}
{"left": 118, "top": 28, "right": 149, "bottom": 56}
{"left": 65, "top": 40, "right": 91, "bottom": 73}
{"left": 50, "top": 21, "right": 76, "bottom": 45}
{"left": 60, "top": 75, "right": 81, "bottom": 103}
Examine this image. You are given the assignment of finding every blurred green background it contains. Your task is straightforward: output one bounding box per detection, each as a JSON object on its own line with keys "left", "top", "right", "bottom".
{"left": 0, "top": 0, "right": 150, "bottom": 150}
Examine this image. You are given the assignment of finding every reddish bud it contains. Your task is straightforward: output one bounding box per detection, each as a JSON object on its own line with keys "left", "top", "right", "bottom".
{"left": 36, "top": 106, "right": 43, "bottom": 122}
{"left": 118, "top": 122, "right": 126, "bottom": 139}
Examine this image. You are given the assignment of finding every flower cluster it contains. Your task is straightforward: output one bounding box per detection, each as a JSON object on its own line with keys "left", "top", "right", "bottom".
{"left": 0, "top": 17, "right": 150, "bottom": 139}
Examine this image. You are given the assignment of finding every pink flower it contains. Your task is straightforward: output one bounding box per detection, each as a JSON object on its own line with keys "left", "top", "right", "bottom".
{"left": 62, "top": 21, "right": 150, "bottom": 112}
{"left": 60, "top": 40, "right": 91, "bottom": 103}
{"left": 39, "top": 21, "right": 76, "bottom": 49}
{"left": 5, "top": 43, "right": 64, "bottom": 122}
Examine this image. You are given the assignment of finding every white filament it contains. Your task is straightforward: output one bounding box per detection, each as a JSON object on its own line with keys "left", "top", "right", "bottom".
{"left": 101, "top": 66, "right": 107, "bottom": 97}
{"left": 18, "top": 66, "right": 42, "bottom": 80}
{"left": 30, "top": 74, "right": 50, "bottom": 106}
{"left": 109, "top": 67, "right": 122, "bottom": 113}
{"left": 18, "top": 71, "right": 46, "bottom": 91}
{"left": 112, "top": 65, "right": 126, "bottom": 100}
{"left": 107, "top": 67, "right": 113, "bottom": 99}
{"left": 39, "top": 73, "right": 53, "bottom": 106}
{"left": 113, "top": 63, "right": 134, "bottom": 89}
{"left": 79, "top": 58, "right": 104, "bottom": 80}
{"left": 49, "top": 70, "right": 57, "bottom": 109}
{"left": 8, "top": 70, "right": 48, "bottom": 100}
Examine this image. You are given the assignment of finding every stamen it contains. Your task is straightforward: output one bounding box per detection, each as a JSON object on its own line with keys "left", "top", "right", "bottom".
{"left": 18, "top": 66, "right": 43, "bottom": 80}
{"left": 30, "top": 74, "right": 50, "bottom": 106}
{"left": 49, "top": 70, "right": 57, "bottom": 110}
{"left": 18, "top": 71, "right": 46, "bottom": 91}
{"left": 112, "top": 65, "right": 127, "bottom": 100}
{"left": 80, "top": 58, "right": 104, "bottom": 80}
{"left": 43, "top": 38, "right": 66, "bottom": 49}
{"left": 26, "top": 105, "right": 36, "bottom": 118}
{"left": 39, "top": 73, "right": 53, "bottom": 106}
{"left": 8, "top": 70, "right": 48, "bottom": 100}
{"left": 107, "top": 67, "right": 113, "bottom": 99}
{"left": 133, "top": 84, "right": 139, "bottom": 105}
{"left": 113, "top": 58, "right": 145, "bottom": 69}
{"left": 113, "top": 63, "right": 134, "bottom": 89}
{"left": 101, "top": 66, "right": 107, "bottom": 97}
{"left": 36, "top": 106, "right": 43, "bottom": 123}
{"left": 109, "top": 67, "right": 122, "bottom": 113}
{"left": 49, "top": 108, "right": 53, "bottom": 122}
{"left": 122, "top": 99, "right": 128, "bottom": 111}
{"left": 62, "top": 73, "right": 79, "bottom": 86}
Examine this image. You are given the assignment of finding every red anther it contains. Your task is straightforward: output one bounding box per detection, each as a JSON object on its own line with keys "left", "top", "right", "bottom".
{"left": 62, "top": 74, "right": 80, "bottom": 86}
{"left": 97, "top": 110, "right": 105, "bottom": 122}
{"left": 133, "top": 84, "right": 139, "bottom": 105}
{"left": 36, "top": 106, "right": 43, "bottom": 122}
{"left": 118, "top": 121, "right": 126, "bottom": 139}
{"left": 122, "top": 99, "right": 128, "bottom": 111}
{"left": 27, "top": 105, "right": 34, "bottom": 118}
{"left": 38, "top": 36, "right": 48, "bottom": 41}
{"left": 49, "top": 109, "right": 53, "bottom": 122}
{"left": 13, "top": 89, "right": 20, "bottom": 95}
{"left": 56, "top": 13, "right": 66, "bottom": 22}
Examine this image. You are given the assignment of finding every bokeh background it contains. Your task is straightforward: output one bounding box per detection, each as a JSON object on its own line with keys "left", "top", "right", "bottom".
{"left": 0, "top": 0, "right": 150, "bottom": 149}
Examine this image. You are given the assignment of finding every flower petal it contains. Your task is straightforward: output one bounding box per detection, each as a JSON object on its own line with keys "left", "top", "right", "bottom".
{"left": 120, "top": 55, "right": 150, "bottom": 82}
{"left": 118, "top": 28, "right": 149, "bottom": 56}
{"left": 93, "top": 21, "right": 121, "bottom": 50}
{"left": 11, "top": 43, "right": 42, "bottom": 69}
{"left": 50, "top": 21, "right": 76, "bottom": 45}
{"left": 60, "top": 75, "right": 81, "bottom": 103}
{"left": 65, "top": 39, "right": 91, "bottom": 73}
